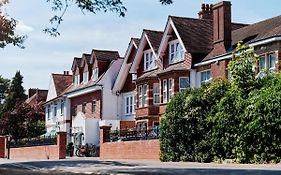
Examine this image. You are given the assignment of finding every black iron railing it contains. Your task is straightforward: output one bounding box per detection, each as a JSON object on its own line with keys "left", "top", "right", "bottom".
{"left": 9, "top": 135, "right": 57, "bottom": 148}
{"left": 108, "top": 127, "right": 160, "bottom": 142}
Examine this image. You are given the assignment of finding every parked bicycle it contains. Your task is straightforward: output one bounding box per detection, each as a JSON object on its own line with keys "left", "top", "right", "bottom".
{"left": 75, "top": 144, "right": 99, "bottom": 157}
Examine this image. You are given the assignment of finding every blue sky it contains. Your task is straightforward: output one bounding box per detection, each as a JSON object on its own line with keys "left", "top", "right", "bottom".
{"left": 0, "top": 0, "right": 280, "bottom": 91}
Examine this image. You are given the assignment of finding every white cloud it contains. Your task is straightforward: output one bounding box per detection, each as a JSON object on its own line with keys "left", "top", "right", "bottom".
{"left": 16, "top": 20, "right": 34, "bottom": 33}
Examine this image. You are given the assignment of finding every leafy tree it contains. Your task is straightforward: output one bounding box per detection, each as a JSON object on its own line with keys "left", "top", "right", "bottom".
{"left": 0, "top": 0, "right": 174, "bottom": 47}
{"left": 228, "top": 41, "right": 259, "bottom": 96}
{"left": 3, "top": 71, "right": 27, "bottom": 112}
{"left": 0, "top": 76, "right": 10, "bottom": 104}
{"left": 0, "top": 1, "right": 26, "bottom": 48}
{"left": 0, "top": 102, "right": 45, "bottom": 139}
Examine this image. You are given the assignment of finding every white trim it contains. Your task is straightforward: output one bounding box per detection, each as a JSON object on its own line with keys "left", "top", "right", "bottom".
{"left": 169, "top": 39, "right": 185, "bottom": 64}
{"left": 199, "top": 69, "right": 212, "bottom": 84}
{"left": 153, "top": 83, "right": 160, "bottom": 105}
{"left": 249, "top": 36, "right": 281, "bottom": 47}
{"left": 162, "top": 79, "right": 167, "bottom": 103}
{"left": 143, "top": 49, "right": 157, "bottom": 71}
{"left": 65, "top": 85, "right": 102, "bottom": 99}
{"left": 194, "top": 54, "right": 232, "bottom": 67}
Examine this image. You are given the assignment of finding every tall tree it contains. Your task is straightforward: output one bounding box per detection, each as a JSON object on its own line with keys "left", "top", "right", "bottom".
{"left": 0, "top": 75, "right": 10, "bottom": 104}
{"left": 3, "top": 71, "right": 27, "bottom": 112}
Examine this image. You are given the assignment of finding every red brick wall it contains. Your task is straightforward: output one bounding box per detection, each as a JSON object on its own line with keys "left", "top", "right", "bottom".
{"left": 0, "top": 136, "right": 6, "bottom": 158}
{"left": 100, "top": 139, "right": 160, "bottom": 160}
{"left": 120, "top": 121, "right": 136, "bottom": 129}
{"left": 70, "top": 91, "right": 102, "bottom": 119}
{"left": 211, "top": 60, "right": 229, "bottom": 79}
{"left": 1, "top": 132, "right": 66, "bottom": 160}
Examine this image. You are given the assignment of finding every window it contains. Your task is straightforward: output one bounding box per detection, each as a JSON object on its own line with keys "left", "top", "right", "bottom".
{"left": 179, "top": 77, "right": 190, "bottom": 92}
{"left": 169, "top": 40, "right": 185, "bottom": 64}
{"left": 47, "top": 105, "right": 50, "bottom": 120}
{"left": 138, "top": 86, "right": 142, "bottom": 108}
{"left": 259, "top": 56, "right": 266, "bottom": 71}
{"left": 60, "top": 100, "right": 64, "bottom": 115}
{"left": 168, "top": 79, "right": 173, "bottom": 101}
{"left": 259, "top": 53, "right": 277, "bottom": 74}
{"left": 82, "top": 103, "right": 87, "bottom": 113}
{"left": 92, "top": 101, "right": 96, "bottom": 113}
{"left": 143, "top": 84, "right": 148, "bottom": 107}
{"left": 74, "top": 74, "right": 80, "bottom": 85}
{"left": 144, "top": 50, "right": 157, "bottom": 71}
{"left": 74, "top": 105, "right": 77, "bottom": 116}
{"left": 125, "top": 95, "right": 134, "bottom": 115}
{"left": 83, "top": 71, "right": 89, "bottom": 83}
{"left": 200, "top": 70, "right": 212, "bottom": 84}
{"left": 153, "top": 83, "right": 160, "bottom": 105}
{"left": 53, "top": 103, "right": 57, "bottom": 117}
{"left": 269, "top": 53, "right": 276, "bottom": 71}
{"left": 93, "top": 68, "right": 99, "bottom": 81}
{"left": 162, "top": 79, "right": 167, "bottom": 103}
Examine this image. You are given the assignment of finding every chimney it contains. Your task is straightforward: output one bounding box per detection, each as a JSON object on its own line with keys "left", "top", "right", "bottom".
{"left": 28, "top": 88, "right": 38, "bottom": 98}
{"left": 63, "top": 71, "right": 69, "bottom": 75}
{"left": 212, "top": 1, "right": 232, "bottom": 55}
{"left": 198, "top": 3, "right": 213, "bottom": 20}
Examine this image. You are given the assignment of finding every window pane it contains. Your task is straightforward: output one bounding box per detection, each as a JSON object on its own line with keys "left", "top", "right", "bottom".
{"left": 259, "top": 56, "right": 266, "bottom": 70}
{"left": 180, "top": 77, "right": 190, "bottom": 91}
{"left": 269, "top": 54, "right": 276, "bottom": 69}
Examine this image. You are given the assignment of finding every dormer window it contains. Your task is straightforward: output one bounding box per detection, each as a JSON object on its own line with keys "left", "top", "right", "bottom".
{"left": 83, "top": 71, "right": 89, "bottom": 83}
{"left": 169, "top": 39, "right": 185, "bottom": 64}
{"left": 144, "top": 49, "right": 157, "bottom": 71}
{"left": 74, "top": 74, "right": 80, "bottom": 85}
{"left": 93, "top": 68, "right": 99, "bottom": 81}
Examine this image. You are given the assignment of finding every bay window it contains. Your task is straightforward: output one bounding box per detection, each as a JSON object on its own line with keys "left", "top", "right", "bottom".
{"left": 168, "top": 79, "right": 173, "bottom": 101}
{"left": 153, "top": 83, "right": 160, "bottom": 105}
{"left": 144, "top": 50, "right": 157, "bottom": 71}
{"left": 179, "top": 77, "right": 190, "bottom": 92}
{"left": 162, "top": 79, "right": 167, "bottom": 103}
{"left": 143, "top": 84, "right": 148, "bottom": 107}
{"left": 138, "top": 86, "right": 142, "bottom": 108}
{"left": 169, "top": 40, "right": 185, "bottom": 64}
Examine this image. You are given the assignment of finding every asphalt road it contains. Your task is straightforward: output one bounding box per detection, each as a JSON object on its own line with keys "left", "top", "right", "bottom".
{"left": 1, "top": 158, "right": 281, "bottom": 175}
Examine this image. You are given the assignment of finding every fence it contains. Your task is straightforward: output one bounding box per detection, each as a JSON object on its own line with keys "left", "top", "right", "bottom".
{"left": 108, "top": 127, "right": 160, "bottom": 142}
{"left": 0, "top": 132, "right": 66, "bottom": 160}
{"left": 9, "top": 135, "right": 57, "bottom": 148}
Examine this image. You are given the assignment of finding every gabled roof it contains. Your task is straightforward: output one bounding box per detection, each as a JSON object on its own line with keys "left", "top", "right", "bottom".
{"left": 130, "top": 30, "right": 164, "bottom": 74}
{"left": 81, "top": 53, "right": 92, "bottom": 67}
{"left": 91, "top": 49, "right": 120, "bottom": 62}
{"left": 52, "top": 74, "right": 73, "bottom": 96}
{"left": 26, "top": 89, "right": 48, "bottom": 106}
{"left": 143, "top": 29, "right": 163, "bottom": 52}
{"left": 71, "top": 57, "right": 82, "bottom": 71}
{"left": 112, "top": 38, "right": 139, "bottom": 93}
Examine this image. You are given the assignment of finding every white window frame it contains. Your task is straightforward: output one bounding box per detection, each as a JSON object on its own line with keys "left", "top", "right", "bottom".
{"left": 53, "top": 103, "right": 57, "bottom": 117}
{"left": 162, "top": 79, "right": 167, "bottom": 103}
{"left": 47, "top": 105, "right": 51, "bottom": 120}
{"left": 83, "top": 71, "right": 89, "bottom": 83}
{"left": 200, "top": 70, "right": 212, "bottom": 84}
{"left": 60, "top": 100, "right": 64, "bottom": 115}
{"left": 179, "top": 77, "right": 190, "bottom": 92}
{"left": 169, "top": 39, "right": 185, "bottom": 64}
{"left": 168, "top": 78, "right": 173, "bottom": 101}
{"left": 74, "top": 74, "right": 80, "bottom": 85}
{"left": 124, "top": 94, "right": 135, "bottom": 115}
{"left": 144, "top": 49, "right": 157, "bottom": 71}
{"left": 93, "top": 68, "right": 99, "bottom": 81}
{"left": 138, "top": 85, "right": 143, "bottom": 108}
{"left": 153, "top": 83, "right": 160, "bottom": 105}
{"left": 258, "top": 52, "right": 277, "bottom": 75}
{"left": 143, "top": 84, "right": 148, "bottom": 107}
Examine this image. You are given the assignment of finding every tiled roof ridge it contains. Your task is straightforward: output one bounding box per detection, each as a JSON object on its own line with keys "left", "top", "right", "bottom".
{"left": 91, "top": 48, "right": 119, "bottom": 53}
{"left": 52, "top": 73, "right": 72, "bottom": 76}
{"left": 143, "top": 29, "right": 164, "bottom": 34}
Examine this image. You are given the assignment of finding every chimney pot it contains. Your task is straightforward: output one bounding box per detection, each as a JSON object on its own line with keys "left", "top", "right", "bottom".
{"left": 198, "top": 3, "right": 213, "bottom": 20}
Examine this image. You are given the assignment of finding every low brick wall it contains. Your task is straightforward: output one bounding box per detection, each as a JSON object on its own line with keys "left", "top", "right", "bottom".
{"left": 100, "top": 139, "right": 160, "bottom": 160}
{"left": 99, "top": 126, "right": 160, "bottom": 160}
{"left": 0, "top": 132, "right": 66, "bottom": 160}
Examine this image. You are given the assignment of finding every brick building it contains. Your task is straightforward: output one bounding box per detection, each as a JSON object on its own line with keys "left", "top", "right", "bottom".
{"left": 64, "top": 49, "right": 123, "bottom": 145}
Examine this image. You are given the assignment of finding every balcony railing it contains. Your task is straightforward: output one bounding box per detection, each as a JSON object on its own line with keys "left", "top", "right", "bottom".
{"left": 9, "top": 135, "right": 57, "bottom": 148}
{"left": 108, "top": 127, "right": 160, "bottom": 142}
